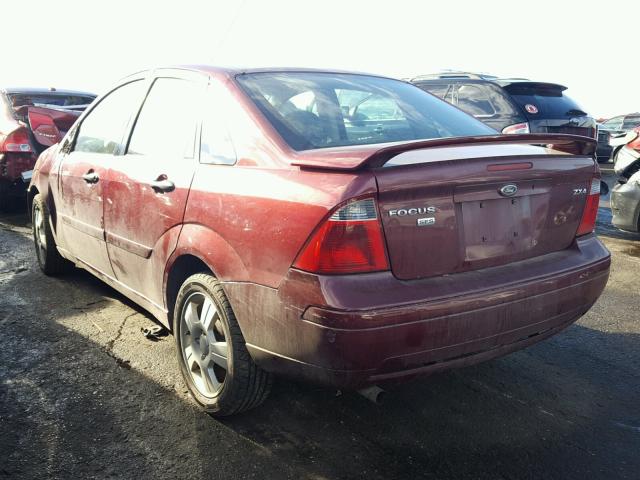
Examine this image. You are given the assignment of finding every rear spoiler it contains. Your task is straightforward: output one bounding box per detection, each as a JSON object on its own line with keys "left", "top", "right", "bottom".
{"left": 290, "top": 134, "right": 597, "bottom": 171}
{"left": 500, "top": 81, "right": 567, "bottom": 92}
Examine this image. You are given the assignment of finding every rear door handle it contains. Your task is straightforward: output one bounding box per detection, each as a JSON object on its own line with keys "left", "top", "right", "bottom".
{"left": 150, "top": 178, "right": 175, "bottom": 193}
{"left": 82, "top": 171, "right": 99, "bottom": 184}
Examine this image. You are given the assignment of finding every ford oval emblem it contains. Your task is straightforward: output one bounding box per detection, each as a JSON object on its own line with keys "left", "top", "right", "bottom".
{"left": 499, "top": 184, "right": 518, "bottom": 197}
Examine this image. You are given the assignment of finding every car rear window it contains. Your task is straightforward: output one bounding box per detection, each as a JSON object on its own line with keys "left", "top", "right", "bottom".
{"left": 502, "top": 83, "right": 587, "bottom": 119}
{"left": 237, "top": 72, "right": 495, "bottom": 150}
{"left": 622, "top": 116, "right": 640, "bottom": 130}
{"left": 6, "top": 93, "right": 95, "bottom": 110}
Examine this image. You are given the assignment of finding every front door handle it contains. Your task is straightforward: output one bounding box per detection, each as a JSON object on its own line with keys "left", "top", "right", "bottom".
{"left": 82, "top": 171, "right": 99, "bottom": 184}
{"left": 150, "top": 178, "right": 175, "bottom": 193}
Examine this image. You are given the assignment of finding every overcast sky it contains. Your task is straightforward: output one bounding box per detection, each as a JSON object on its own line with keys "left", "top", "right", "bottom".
{"left": 6, "top": 0, "right": 638, "bottom": 118}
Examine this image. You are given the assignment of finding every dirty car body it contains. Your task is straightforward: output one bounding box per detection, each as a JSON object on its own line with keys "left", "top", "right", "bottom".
{"left": 28, "top": 66, "right": 610, "bottom": 414}
{"left": 0, "top": 87, "right": 95, "bottom": 208}
{"left": 611, "top": 127, "right": 640, "bottom": 232}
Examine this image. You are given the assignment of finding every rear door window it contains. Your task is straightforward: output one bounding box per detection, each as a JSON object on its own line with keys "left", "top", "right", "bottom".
{"left": 199, "top": 86, "right": 237, "bottom": 166}
{"left": 127, "top": 78, "right": 199, "bottom": 159}
{"left": 454, "top": 83, "right": 518, "bottom": 119}
{"left": 455, "top": 84, "right": 497, "bottom": 117}
{"left": 418, "top": 83, "right": 454, "bottom": 103}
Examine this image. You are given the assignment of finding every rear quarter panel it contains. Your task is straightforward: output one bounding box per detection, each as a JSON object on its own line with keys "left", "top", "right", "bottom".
{"left": 180, "top": 163, "right": 377, "bottom": 287}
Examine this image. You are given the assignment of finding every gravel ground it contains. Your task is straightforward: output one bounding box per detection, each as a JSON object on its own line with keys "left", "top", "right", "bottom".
{"left": 1, "top": 171, "right": 639, "bottom": 479}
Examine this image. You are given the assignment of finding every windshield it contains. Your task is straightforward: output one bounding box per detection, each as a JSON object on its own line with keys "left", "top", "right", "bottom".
{"left": 237, "top": 72, "right": 495, "bottom": 150}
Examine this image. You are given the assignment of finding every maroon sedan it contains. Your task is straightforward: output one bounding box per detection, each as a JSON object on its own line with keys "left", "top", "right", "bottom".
{"left": 28, "top": 67, "right": 610, "bottom": 416}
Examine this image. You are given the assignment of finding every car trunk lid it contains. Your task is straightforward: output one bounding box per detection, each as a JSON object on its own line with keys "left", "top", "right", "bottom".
{"left": 373, "top": 143, "right": 597, "bottom": 280}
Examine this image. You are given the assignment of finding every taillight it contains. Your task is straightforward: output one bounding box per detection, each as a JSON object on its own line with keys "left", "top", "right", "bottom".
{"left": 502, "top": 122, "right": 530, "bottom": 135}
{"left": 576, "top": 178, "right": 600, "bottom": 236}
{"left": 1, "top": 128, "right": 33, "bottom": 153}
{"left": 293, "top": 197, "right": 390, "bottom": 274}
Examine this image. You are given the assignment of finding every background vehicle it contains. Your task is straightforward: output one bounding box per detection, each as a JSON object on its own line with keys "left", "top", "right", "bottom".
{"left": 597, "top": 113, "right": 640, "bottom": 162}
{"left": 611, "top": 127, "right": 640, "bottom": 232}
{"left": 410, "top": 72, "right": 597, "bottom": 140}
{"left": 0, "top": 87, "right": 95, "bottom": 209}
{"left": 28, "top": 67, "right": 609, "bottom": 416}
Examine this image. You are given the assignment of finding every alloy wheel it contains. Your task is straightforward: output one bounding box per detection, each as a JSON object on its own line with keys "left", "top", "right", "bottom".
{"left": 33, "top": 205, "right": 47, "bottom": 262}
{"left": 179, "top": 292, "right": 229, "bottom": 398}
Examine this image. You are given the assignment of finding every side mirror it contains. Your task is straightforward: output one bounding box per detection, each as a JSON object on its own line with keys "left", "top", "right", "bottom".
{"left": 600, "top": 180, "right": 609, "bottom": 196}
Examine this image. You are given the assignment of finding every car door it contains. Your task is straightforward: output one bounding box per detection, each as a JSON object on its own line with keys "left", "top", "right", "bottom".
{"left": 56, "top": 79, "right": 148, "bottom": 276}
{"left": 102, "top": 74, "right": 203, "bottom": 306}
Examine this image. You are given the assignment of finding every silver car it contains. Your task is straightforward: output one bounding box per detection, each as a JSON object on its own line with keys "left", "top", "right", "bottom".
{"left": 611, "top": 139, "right": 640, "bottom": 233}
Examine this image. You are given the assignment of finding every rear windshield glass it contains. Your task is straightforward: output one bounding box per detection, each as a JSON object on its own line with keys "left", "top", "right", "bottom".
{"left": 622, "top": 116, "right": 640, "bottom": 130}
{"left": 7, "top": 93, "right": 95, "bottom": 110}
{"left": 237, "top": 72, "right": 495, "bottom": 150}
{"left": 503, "top": 84, "right": 587, "bottom": 119}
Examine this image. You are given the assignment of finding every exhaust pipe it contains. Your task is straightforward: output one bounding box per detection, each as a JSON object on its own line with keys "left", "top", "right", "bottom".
{"left": 357, "top": 385, "right": 386, "bottom": 405}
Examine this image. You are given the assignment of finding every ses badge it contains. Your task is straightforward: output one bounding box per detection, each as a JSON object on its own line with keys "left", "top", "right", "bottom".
{"left": 417, "top": 217, "right": 436, "bottom": 227}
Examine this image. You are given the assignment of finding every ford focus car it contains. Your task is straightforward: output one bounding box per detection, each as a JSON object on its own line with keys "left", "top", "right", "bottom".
{"left": 28, "top": 66, "right": 610, "bottom": 416}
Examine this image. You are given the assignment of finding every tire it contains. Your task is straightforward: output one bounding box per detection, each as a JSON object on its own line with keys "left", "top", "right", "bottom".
{"left": 31, "top": 194, "right": 71, "bottom": 275}
{"left": 174, "top": 273, "right": 272, "bottom": 416}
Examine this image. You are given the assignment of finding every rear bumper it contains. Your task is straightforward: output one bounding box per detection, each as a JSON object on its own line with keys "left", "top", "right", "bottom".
{"left": 225, "top": 235, "right": 610, "bottom": 389}
{"left": 611, "top": 181, "right": 640, "bottom": 232}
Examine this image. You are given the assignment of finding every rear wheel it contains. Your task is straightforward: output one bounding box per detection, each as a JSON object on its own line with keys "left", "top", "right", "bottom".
{"left": 174, "top": 273, "right": 272, "bottom": 416}
{"left": 32, "top": 194, "right": 70, "bottom": 275}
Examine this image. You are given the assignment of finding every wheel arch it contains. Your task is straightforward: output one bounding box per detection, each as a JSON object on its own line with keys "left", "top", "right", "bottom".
{"left": 164, "top": 254, "right": 211, "bottom": 330}
{"left": 163, "top": 223, "right": 250, "bottom": 330}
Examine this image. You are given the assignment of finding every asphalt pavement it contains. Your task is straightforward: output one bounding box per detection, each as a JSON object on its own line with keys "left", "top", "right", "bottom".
{"left": 0, "top": 172, "right": 639, "bottom": 480}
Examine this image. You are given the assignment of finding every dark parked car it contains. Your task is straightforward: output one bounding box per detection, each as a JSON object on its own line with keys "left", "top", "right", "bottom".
{"left": 0, "top": 87, "right": 95, "bottom": 209}
{"left": 28, "top": 66, "right": 610, "bottom": 416}
{"left": 411, "top": 72, "right": 597, "bottom": 140}
{"left": 611, "top": 127, "right": 640, "bottom": 232}
{"left": 596, "top": 113, "right": 640, "bottom": 161}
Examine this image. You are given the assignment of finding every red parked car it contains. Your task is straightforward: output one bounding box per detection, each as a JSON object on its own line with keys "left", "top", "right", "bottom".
{"left": 28, "top": 67, "right": 610, "bottom": 416}
{"left": 0, "top": 87, "right": 95, "bottom": 209}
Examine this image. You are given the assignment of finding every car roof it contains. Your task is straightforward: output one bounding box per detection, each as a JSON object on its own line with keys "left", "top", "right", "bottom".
{"left": 1, "top": 86, "right": 96, "bottom": 97}
{"left": 124, "top": 65, "right": 400, "bottom": 82}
